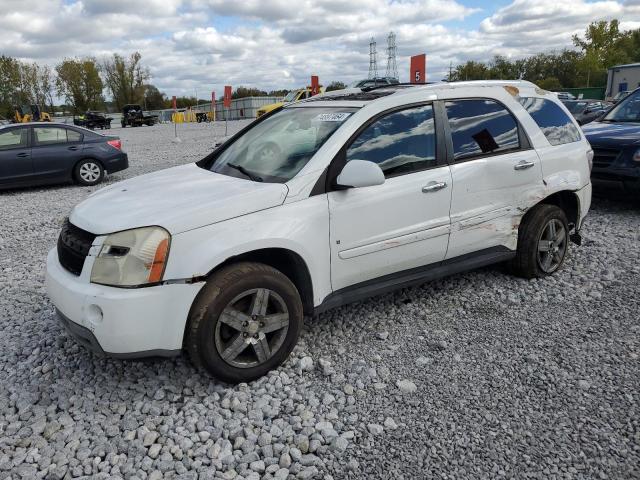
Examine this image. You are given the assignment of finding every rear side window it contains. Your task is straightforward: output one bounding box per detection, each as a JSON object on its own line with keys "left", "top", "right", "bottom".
{"left": 0, "top": 128, "right": 27, "bottom": 150}
{"left": 34, "top": 127, "right": 69, "bottom": 146}
{"left": 519, "top": 97, "right": 581, "bottom": 146}
{"left": 445, "top": 99, "right": 520, "bottom": 161}
{"left": 346, "top": 104, "right": 437, "bottom": 177}
{"left": 67, "top": 130, "right": 83, "bottom": 142}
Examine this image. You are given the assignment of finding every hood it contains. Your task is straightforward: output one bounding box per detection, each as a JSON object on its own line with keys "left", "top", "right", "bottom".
{"left": 582, "top": 121, "right": 640, "bottom": 147}
{"left": 70, "top": 163, "right": 288, "bottom": 235}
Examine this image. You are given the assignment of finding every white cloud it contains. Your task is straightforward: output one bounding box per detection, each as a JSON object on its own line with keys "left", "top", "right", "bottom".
{"left": 1, "top": 0, "right": 640, "bottom": 99}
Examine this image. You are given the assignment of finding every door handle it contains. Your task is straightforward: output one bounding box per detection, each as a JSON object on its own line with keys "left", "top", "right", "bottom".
{"left": 422, "top": 181, "right": 447, "bottom": 193}
{"left": 68, "top": 146, "right": 79, "bottom": 151}
{"left": 514, "top": 161, "right": 535, "bottom": 170}
{"left": 17, "top": 152, "right": 29, "bottom": 158}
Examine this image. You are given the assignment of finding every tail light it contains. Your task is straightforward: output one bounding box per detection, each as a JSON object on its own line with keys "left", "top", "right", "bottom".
{"left": 633, "top": 149, "right": 640, "bottom": 163}
{"left": 107, "top": 139, "right": 122, "bottom": 150}
{"left": 586, "top": 149, "right": 593, "bottom": 172}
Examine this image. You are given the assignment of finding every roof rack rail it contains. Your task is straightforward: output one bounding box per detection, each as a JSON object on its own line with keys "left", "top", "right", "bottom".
{"left": 360, "top": 81, "right": 443, "bottom": 93}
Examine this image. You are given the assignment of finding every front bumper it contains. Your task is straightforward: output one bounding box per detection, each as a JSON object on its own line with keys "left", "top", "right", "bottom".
{"left": 45, "top": 248, "right": 203, "bottom": 357}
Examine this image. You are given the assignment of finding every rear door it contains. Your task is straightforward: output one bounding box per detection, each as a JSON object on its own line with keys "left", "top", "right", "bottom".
{"left": 443, "top": 98, "right": 544, "bottom": 259}
{"left": 328, "top": 103, "right": 452, "bottom": 290}
{"left": 0, "top": 127, "right": 32, "bottom": 186}
{"left": 31, "top": 126, "right": 84, "bottom": 181}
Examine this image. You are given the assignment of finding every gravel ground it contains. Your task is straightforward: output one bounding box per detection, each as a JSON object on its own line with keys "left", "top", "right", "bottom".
{"left": 0, "top": 122, "right": 639, "bottom": 480}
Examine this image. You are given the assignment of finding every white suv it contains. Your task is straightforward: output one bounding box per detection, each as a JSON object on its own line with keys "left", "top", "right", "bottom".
{"left": 46, "top": 81, "right": 592, "bottom": 383}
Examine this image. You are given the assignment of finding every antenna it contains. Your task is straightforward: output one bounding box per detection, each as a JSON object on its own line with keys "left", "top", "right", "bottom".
{"left": 386, "top": 32, "right": 397, "bottom": 80}
{"left": 368, "top": 37, "right": 378, "bottom": 79}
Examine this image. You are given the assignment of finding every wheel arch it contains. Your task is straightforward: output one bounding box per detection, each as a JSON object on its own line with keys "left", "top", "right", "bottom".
{"left": 201, "top": 247, "right": 315, "bottom": 317}
{"left": 538, "top": 190, "right": 580, "bottom": 230}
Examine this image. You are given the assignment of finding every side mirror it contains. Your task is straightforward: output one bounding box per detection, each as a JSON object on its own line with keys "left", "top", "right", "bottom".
{"left": 336, "top": 160, "right": 385, "bottom": 189}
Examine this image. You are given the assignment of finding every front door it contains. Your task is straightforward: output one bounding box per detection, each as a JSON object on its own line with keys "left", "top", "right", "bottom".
{"left": 328, "top": 104, "right": 452, "bottom": 291}
{"left": 443, "top": 98, "right": 544, "bottom": 259}
{"left": 0, "top": 127, "right": 32, "bottom": 186}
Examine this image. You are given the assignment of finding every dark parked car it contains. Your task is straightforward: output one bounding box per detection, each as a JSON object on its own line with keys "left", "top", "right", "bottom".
{"left": 563, "top": 99, "right": 612, "bottom": 125}
{"left": 582, "top": 88, "right": 640, "bottom": 193}
{"left": 0, "top": 122, "right": 128, "bottom": 190}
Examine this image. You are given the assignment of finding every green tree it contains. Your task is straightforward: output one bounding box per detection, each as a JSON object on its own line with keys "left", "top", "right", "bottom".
{"left": 232, "top": 86, "right": 268, "bottom": 99}
{"left": 537, "top": 77, "right": 563, "bottom": 91}
{"left": 326, "top": 81, "right": 346, "bottom": 91}
{"left": 55, "top": 58, "right": 104, "bottom": 113}
{"left": 102, "top": 52, "right": 149, "bottom": 109}
{"left": 449, "top": 61, "right": 490, "bottom": 81}
{"left": 143, "top": 84, "right": 166, "bottom": 110}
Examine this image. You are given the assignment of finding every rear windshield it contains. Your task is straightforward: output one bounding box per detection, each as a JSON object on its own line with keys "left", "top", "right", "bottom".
{"left": 519, "top": 97, "right": 581, "bottom": 146}
{"left": 203, "top": 107, "right": 357, "bottom": 183}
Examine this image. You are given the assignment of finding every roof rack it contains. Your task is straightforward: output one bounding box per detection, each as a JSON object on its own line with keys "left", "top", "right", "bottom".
{"left": 360, "top": 81, "right": 443, "bottom": 92}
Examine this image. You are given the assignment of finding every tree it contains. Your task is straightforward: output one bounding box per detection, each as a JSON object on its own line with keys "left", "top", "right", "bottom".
{"left": 143, "top": 84, "right": 166, "bottom": 110}
{"left": 449, "top": 61, "right": 490, "bottom": 81}
{"left": 326, "top": 81, "right": 346, "bottom": 91}
{"left": 537, "top": 77, "right": 563, "bottom": 91}
{"left": 232, "top": 86, "right": 268, "bottom": 99}
{"left": 102, "top": 52, "right": 149, "bottom": 109}
{"left": 0, "top": 56, "right": 20, "bottom": 117}
{"left": 55, "top": 58, "right": 104, "bottom": 113}
{"left": 572, "top": 20, "right": 630, "bottom": 68}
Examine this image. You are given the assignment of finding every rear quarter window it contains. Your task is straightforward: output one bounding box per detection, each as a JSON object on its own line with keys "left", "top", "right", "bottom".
{"left": 519, "top": 97, "right": 581, "bottom": 146}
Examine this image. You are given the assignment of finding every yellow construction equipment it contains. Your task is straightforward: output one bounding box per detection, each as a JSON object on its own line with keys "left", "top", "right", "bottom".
{"left": 13, "top": 104, "right": 52, "bottom": 123}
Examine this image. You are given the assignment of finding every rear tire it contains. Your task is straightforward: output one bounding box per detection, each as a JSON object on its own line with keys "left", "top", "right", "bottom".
{"left": 186, "top": 262, "right": 303, "bottom": 383}
{"left": 510, "top": 204, "right": 569, "bottom": 279}
{"left": 74, "top": 159, "right": 104, "bottom": 186}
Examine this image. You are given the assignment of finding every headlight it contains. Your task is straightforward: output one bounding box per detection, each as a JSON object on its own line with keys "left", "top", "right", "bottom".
{"left": 90, "top": 226, "right": 170, "bottom": 287}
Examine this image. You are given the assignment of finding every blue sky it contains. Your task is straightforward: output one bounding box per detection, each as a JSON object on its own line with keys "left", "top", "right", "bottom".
{"left": 2, "top": 0, "right": 640, "bottom": 98}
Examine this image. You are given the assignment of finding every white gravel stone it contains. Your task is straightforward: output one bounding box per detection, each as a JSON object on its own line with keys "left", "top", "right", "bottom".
{"left": 396, "top": 379, "right": 418, "bottom": 394}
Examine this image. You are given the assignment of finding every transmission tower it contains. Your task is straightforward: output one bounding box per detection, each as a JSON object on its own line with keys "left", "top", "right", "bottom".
{"left": 368, "top": 37, "right": 378, "bottom": 79}
{"left": 386, "top": 32, "right": 398, "bottom": 80}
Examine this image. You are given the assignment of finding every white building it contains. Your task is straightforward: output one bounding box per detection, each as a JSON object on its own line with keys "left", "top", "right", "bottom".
{"left": 606, "top": 62, "right": 640, "bottom": 100}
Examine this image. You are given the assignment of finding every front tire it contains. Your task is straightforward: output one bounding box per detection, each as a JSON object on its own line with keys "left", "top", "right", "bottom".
{"left": 510, "top": 204, "right": 569, "bottom": 279}
{"left": 186, "top": 262, "right": 303, "bottom": 383}
{"left": 74, "top": 159, "right": 104, "bottom": 186}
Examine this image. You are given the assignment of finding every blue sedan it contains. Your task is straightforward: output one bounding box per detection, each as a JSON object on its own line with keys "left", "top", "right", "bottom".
{"left": 582, "top": 88, "right": 640, "bottom": 194}
{"left": 0, "top": 122, "right": 128, "bottom": 190}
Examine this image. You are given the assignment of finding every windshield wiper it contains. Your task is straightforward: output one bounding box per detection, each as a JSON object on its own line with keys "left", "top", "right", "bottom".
{"left": 227, "top": 163, "right": 263, "bottom": 182}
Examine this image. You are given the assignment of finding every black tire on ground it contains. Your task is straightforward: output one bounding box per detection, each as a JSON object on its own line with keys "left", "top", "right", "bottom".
{"left": 509, "top": 204, "right": 569, "bottom": 279}
{"left": 73, "top": 159, "right": 105, "bottom": 186}
{"left": 186, "top": 262, "right": 303, "bottom": 383}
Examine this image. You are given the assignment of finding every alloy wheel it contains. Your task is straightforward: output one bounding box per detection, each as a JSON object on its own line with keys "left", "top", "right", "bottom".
{"left": 537, "top": 218, "right": 567, "bottom": 273}
{"left": 214, "top": 288, "right": 290, "bottom": 368}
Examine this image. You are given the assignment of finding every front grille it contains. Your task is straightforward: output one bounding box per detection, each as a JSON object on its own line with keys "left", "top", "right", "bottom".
{"left": 57, "top": 219, "right": 96, "bottom": 276}
{"left": 592, "top": 147, "right": 621, "bottom": 169}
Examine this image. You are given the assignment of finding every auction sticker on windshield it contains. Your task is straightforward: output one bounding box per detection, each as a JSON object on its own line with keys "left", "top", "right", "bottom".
{"left": 315, "top": 112, "right": 352, "bottom": 122}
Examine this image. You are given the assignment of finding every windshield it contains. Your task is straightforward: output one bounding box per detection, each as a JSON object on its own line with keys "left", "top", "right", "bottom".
{"left": 207, "top": 107, "right": 357, "bottom": 183}
{"left": 565, "top": 101, "right": 587, "bottom": 113}
{"left": 603, "top": 90, "right": 640, "bottom": 122}
{"left": 283, "top": 91, "right": 298, "bottom": 102}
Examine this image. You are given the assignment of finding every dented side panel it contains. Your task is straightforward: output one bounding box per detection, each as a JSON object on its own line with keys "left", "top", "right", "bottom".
{"left": 446, "top": 149, "right": 545, "bottom": 259}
